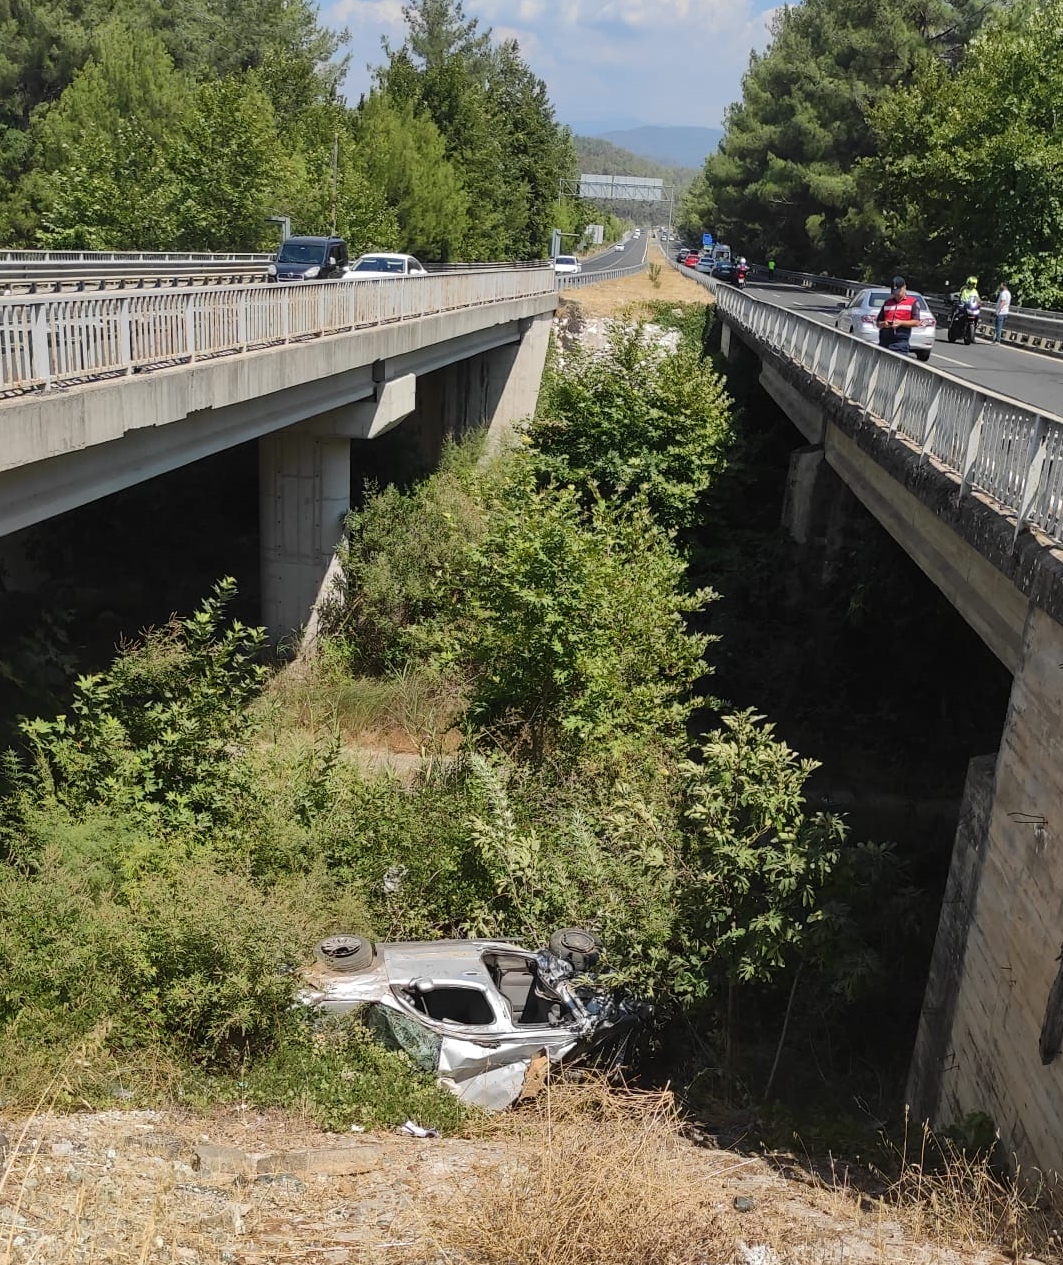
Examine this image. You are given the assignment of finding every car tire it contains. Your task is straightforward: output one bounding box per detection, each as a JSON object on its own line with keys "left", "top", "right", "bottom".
{"left": 915, "top": 350, "right": 931, "bottom": 362}
{"left": 548, "top": 927, "right": 603, "bottom": 973}
{"left": 316, "top": 935, "right": 376, "bottom": 973}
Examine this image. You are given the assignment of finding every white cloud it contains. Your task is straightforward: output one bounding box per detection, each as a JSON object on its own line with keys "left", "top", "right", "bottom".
{"left": 324, "top": 0, "right": 779, "bottom": 128}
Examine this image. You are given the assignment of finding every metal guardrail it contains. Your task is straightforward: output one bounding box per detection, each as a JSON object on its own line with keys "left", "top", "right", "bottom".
{"left": 709, "top": 279, "right": 1063, "bottom": 546}
{"left": 555, "top": 257, "right": 649, "bottom": 289}
{"left": 0, "top": 266, "right": 556, "bottom": 394}
{"left": 0, "top": 250, "right": 272, "bottom": 264}
{"left": 743, "top": 263, "right": 1063, "bottom": 353}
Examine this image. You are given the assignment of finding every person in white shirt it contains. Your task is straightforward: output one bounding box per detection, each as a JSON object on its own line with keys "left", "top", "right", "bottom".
{"left": 994, "top": 282, "right": 1012, "bottom": 343}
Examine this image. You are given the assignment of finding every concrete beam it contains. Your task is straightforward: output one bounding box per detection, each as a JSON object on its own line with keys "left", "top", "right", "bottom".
{"left": 304, "top": 374, "right": 417, "bottom": 440}
{"left": 0, "top": 310, "right": 549, "bottom": 538}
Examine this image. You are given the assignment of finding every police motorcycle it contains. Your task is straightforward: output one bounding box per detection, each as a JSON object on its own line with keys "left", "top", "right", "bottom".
{"left": 947, "top": 278, "right": 981, "bottom": 345}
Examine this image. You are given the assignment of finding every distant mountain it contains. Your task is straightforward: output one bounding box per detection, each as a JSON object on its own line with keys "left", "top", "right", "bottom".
{"left": 565, "top": 115, "right": 647, "bottom": 136}
{"left": 597, "top": 126, "right": 724, "bottom": 169}
{"left": 573, "top": 135, "right": 698, "bottom": 195}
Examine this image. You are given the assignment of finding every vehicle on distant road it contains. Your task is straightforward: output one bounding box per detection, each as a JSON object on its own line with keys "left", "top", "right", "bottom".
{"left": 678, "top": 250, "right": 699, "bottom": 267}
{"left": 552, "top": 255, "right": 581, "bottom": 276}
{"left": 710, "top": 259, "right": 737, "bottom": 282}
{"left": 344, "top": 252, "right": 428, "bottom": 279}
{"left": 696, "top": 254, "right": 716, "bottom": 274}
{"left": 835, "top": 287, "right": 936, "bottom": 361}
{"left": 268, "top": 235, "right": 349, "bottom": 282}
{"left": 614, "top": 242, "right": 626, "bottom": 252}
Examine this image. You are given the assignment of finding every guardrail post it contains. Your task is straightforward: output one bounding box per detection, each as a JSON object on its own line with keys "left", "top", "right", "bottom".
{"left": 958, "top": 402, "right": 986, "bottom": 500}
{"left": 185, "top": 292, "right": 197, "bottom": 362}
{"left": 119, "top": 297, "right": 132, "bottom": 373}
{"left": 887, "top": 374, "right": 908, "bottom": 438}
{"left": 919, "top": 380, "right": 942, "bottom": 462}
{"left": 32, "top": 303, "right": 52, "bottom": 389}
{"left": 1015, "top": 416, "right": 1048, "bottom": 544}
{"left": 237, "top": 290, "right": 248, "bottom": 351}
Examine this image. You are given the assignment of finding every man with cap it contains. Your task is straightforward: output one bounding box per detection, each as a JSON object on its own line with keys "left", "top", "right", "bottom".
{"left": 876, "top": 275, "right": 922, "bottom": 356}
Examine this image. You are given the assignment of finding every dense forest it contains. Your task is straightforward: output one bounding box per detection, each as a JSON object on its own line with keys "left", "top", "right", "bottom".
{"left": 0, "top": 0, "right": 589, "bottom": 259}
{"left": 680, "top": 0, "right": 1063, "bottom": 304}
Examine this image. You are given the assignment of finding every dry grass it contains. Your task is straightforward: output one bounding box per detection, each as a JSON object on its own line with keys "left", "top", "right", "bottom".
{"left": 560, "top": 243, "right": 709, "bottom": 319}
{"left": 879, "top": 1120, "right": 1062, "bottom": 1258}
{"left": 413, "top": 1082, "right": 727, "bottom": 1265}
{"left": 263, "top": 660, "right": 463, "bottom": 757}
{"left": 3, "top": 1083, "right": 1060, "bottom": 1264}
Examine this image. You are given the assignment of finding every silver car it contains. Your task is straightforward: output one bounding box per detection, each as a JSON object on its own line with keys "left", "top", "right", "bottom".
{"left": 835, "top": 287, "right": 937, "bottom": 361}
{"left": 299, "top": 929, "right": 646, "bottom": 1111}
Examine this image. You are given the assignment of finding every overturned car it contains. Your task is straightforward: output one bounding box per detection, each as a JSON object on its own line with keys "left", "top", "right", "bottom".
{"left": 298, "top": 928, "right": 648, "bottom": 1110}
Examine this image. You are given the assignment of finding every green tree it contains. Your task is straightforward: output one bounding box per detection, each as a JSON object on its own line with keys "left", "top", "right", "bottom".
{"left": 531, "top": 320, "right": 733, "bottom": 533}
{"left": 869, "top": 0, "right": 1063, "bottom": 305}
{"left": 355, "top": 90, "right": 468, "bottom": 258}
{"left": 455, "top": 460, "right": 714, "bottom": 765}
{"left": 376, "top": 0, "right": 576, "bottom": 258}
{"left": 683, "top": 0, "right": 994, "bottom": 273}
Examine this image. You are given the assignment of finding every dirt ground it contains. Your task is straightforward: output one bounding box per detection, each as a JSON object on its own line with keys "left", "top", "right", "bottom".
{"left": 0, "top": 1095, "right": 1040, "bottom": 1265}
{"left": 560, "top": 242, "right": 710, "bottom": 319}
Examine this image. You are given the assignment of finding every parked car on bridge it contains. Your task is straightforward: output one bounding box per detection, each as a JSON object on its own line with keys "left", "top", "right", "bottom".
{"left": 695, "top": 254, "right": 716, "bottom": 274}
{"left": 835, "top": 287, "right": 937, "bottom": 361}
{"left": 268, "top": 235, "right": 349, "bottom": 282}
{"left": 552, "top": 255, "right": 581, "bottom": 276}
{"left": 344, "top": 252, "right": 428, "bottom": 279}
{"left": 298, "top": 928, "right": 649, "bottom": 1110}
{"left": 679, "top": 250, "right": 699, "bottom": 267}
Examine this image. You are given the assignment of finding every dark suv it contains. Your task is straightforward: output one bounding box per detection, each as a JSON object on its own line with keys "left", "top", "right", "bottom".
{"left": 267, "top": 235, "right": 349, "bottom": 282}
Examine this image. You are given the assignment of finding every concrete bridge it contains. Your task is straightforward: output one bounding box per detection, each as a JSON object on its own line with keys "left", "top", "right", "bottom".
{"left": 0, "top": 268, "right": 556, "bottom": 641}
{"left": 712, "top": 279, "right": 1063, "bottom": 1177}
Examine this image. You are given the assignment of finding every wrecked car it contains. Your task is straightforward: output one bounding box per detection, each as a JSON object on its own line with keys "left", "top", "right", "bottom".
{"left": 298, "top": 928, "right": 648, "bottom": 1111}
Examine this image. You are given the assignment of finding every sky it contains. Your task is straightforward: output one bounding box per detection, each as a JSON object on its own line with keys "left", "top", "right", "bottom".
{"left": 323, "top": 0, "right": 781, "bottom": 132}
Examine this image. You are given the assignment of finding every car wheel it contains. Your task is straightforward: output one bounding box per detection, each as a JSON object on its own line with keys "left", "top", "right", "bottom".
{"left": 548, "top": 927, "right": 603, "bottom": 973}
{"left": 915, "top": 350, "right": 931, "bottom": 362}
{"left": 316, "top": 934, "right": 376, "bottom": 973}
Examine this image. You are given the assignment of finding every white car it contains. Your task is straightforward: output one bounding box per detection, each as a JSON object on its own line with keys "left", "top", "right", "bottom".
{"left": 835, "top": 287, "right": 937, "bottom": 361}
{"left": 344, "top": 252, "right": 427, "bottom": 280}
{"left": 614, "top": 242, "right": 625, "bottom": 252}
{"left": 299, "top": 929, "right": 647, "bottom": 1111}
{"left": 553, "top": 255, "right": 581, "bottom": 276}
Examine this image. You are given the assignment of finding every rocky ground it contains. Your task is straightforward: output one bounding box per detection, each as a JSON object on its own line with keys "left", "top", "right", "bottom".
{"left": 0, "top": 1096, "right": 1050, "bottom": 1265}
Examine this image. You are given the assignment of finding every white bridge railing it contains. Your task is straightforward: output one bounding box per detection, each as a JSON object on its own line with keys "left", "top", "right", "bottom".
{"left": 0, "top": 267, "right": 556, "bottom": 393}
{"left": 712, "top": 282, "right": 1063, "bottom": 546}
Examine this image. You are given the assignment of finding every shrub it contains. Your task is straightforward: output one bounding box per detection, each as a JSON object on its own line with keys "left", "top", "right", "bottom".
{"left": 13, "top": 578, "right": 266, "bottom": 845}
{"left": 453, "top": 460, "right": 715, "bottom": 765}
{"left": 531, "top": 317, "right": 734, "bottom": 533}
{"left": 329, "top": 439, "right": 487, "bottom": 673}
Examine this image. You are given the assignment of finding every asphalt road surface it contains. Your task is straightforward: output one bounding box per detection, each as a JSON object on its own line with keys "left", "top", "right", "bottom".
{"left": 580, "top": 232, "right": 649, "bottom": 275}
{"left": 744, "top": 279, "right": 1063, "bottom": 421}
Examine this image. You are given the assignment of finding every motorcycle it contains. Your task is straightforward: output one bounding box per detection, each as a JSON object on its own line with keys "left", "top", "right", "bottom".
{"left": 947, "top": 295, "right": 980, "bottom": 345}
{"left": 734, "top": 264, "right": 749, "bottom": 289}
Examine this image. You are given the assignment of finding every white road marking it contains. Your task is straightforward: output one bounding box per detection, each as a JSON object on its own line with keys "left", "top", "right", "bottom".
{"left": 933, "top": 352, "right": 969, "bottom": 367}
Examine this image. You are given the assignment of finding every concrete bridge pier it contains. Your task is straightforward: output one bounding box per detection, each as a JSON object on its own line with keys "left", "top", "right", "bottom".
{"left": 259, "top": 375, "right": 417, "bottom": 648}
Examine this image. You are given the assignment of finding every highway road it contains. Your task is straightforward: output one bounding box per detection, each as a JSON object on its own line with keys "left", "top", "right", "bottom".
{"left": 668, "top": 247, "right": 1063, "bottom": 420}
{"left": 580, "top": 231, "right": 649, "bottom": 275}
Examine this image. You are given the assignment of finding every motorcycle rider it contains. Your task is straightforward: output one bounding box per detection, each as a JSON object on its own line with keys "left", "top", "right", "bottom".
{"left": 876, "top": 275, "right": 922, "bottom": 356}
{"left": 736, "top": 257, "right": 749, "bottom": 286}
{"left": 959, "top": 276, "right": 980, "bottom": 304}
{"left": 949, "top": 275, "right": 981, "bottom": 343}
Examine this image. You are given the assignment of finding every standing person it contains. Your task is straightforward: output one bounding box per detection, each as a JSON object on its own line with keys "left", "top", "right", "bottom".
{"left": 876, "top": 275, "right": 922, "bottom": 356}
{"left": 994, "top": 281, "right": 1012, "bottom": 343}
{"left": 767, "top": 258, "right": 776, "bottom": 275}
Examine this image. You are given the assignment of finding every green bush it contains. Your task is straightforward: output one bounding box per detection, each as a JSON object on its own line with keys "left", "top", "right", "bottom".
{"left": 246, "top": 1013, "right": 468, "bottom": 1133}
{"left": 531, "top": 317, "right": 733, "bottom": 534}
{"left": 14, "top": 578, "right": 266, "bottom": 847}
{"left": 330, "top": 440, "right": 487, "bottom": 673}
{"left": 453, "top": 460, "right": 715, "bottom": 765}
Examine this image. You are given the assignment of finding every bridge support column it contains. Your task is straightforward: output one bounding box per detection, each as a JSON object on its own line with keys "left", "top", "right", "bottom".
{"left": 259, "top": 429, "right": 350, "bottom": 648}
{"left": 780, "top": 443, "right": 856, "bottom": 585}
{"left": 481, "top": 312, "right": 553, "bottom": 454}
{"left": 908, "top": 603, "right": 1063, "bottom": 1173}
